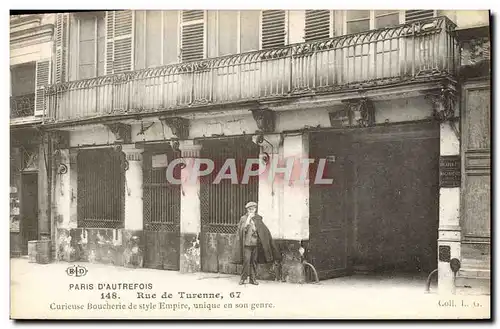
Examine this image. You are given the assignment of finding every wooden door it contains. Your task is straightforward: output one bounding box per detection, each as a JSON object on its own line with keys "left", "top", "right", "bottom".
{"left": 21, "top": 173, "right": 38, "bottom": 254}
{"left": 143, "top": 146, "right": 181, "bottom": 270}
{"left": 309, "top": 132, "right": 353, "bottom": 279}
{"left": 461, "top": 80, "right": 491, "bottom": 269}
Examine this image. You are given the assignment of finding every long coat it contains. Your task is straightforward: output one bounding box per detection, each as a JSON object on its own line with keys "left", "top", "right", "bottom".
{"left": 231, "top": 213, "right": 281, "bottom": 265}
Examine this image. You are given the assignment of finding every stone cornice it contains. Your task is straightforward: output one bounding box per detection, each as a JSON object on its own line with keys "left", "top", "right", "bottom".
{"left": 10, "top": 14, "right": 43, "bottom": 28}
{"left": 10, "top": 23, "right": 54, "bottom": 46}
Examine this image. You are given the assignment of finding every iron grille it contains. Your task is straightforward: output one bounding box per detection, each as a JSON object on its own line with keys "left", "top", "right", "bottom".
{"left": 200, "top": 137, "right": 259, "bottom": 234}
{"left": 143, "top": 147, "right": 181, "bottom": 232}
{"left": 77, "top": 148, "right": 125, "bottom": 229}
{"left": 10, "top": 93, "right": 35, "bottom": 118}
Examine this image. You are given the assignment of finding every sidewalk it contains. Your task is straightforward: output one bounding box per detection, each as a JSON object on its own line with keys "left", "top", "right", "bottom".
{"left": 10, "top": 257, "right": 434, "bottom": 293}
{"left": 9, "top": 257, "right": 490, "bottom": 319}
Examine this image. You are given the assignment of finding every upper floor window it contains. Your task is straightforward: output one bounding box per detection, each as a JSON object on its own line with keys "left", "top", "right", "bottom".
{"left": 134, "top": 10, "right": 179, "bottom": 69}
{"left": 207, "top": 10, "right": 260, "bottom": 58}
{"left": 10, "top": 62, "right": 35, "bottom": 97}
{"left": 77, "top": 13, "right": 105, "bottom": 79}
{"left": 345, "top": 10, "right": 401, "bottom": 34}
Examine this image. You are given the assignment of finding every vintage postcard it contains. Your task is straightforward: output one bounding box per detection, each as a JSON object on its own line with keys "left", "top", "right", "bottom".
{"left": 9, "top": 8, "right": 491, "bottom": 320}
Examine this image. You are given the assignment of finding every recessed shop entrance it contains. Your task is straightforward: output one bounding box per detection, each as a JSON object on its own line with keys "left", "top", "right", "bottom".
{"left": 309, "top": 122, "right": 440, "bottom": 279}
{"left": 21, "top": 172, "right": 38, "bottom": 255}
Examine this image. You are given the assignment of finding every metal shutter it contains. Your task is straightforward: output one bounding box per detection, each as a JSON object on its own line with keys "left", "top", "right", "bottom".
{"left": 261, "top": 10, "right": 286, "bottom": 49}
{"left": 405, "top": 10, "right": 435, "bottom": 23}
{"left": 181, "top": 10, "right": 205, "bottom": 62}
{"left": 305, "top": 10, "right": 331, "bottom": 42}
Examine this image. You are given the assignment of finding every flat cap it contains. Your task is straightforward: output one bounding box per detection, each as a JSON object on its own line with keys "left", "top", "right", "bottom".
{"left": 245, "top": 201, "right": 257, "bottom": 208}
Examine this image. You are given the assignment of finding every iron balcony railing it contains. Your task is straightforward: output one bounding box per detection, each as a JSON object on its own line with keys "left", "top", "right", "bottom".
{"left": 45, "top": 16, "right": 459, "bottom": 123}
{"left": 11, "top": 93, "right": 35, "bottom": 118}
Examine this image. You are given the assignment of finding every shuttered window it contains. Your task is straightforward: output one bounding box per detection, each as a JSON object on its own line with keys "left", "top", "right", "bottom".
{"left": 261, "top": 10, "right": 286, "bottom": 49}
{"left": 134, "top": 10, "right": 179, "bottom": 70}
{"left": 34, "top": 59, "right": 51, "bottom": 116}
{"left": 105, "top": 10, "right": 134, "bottom": 74}
{"left": 405, "top": 10, "right": 435, "bottom": 23}
{"left": 181, "top": 10, "right": 205, "bottom": 62}
{"left": 305, "top": 10, "right": 331, "bottom": 42}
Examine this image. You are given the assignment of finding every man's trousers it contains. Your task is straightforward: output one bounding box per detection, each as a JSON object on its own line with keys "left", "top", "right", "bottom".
{"left": 241, "top": 246, "right": 258, "bottom": 281}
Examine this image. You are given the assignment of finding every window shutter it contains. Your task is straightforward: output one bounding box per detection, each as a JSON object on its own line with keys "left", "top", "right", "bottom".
{"left": 180, "top": 10, "right": 205, "bottom": 62}
{"left": 105, "top": 10, "right": 134, "bottom": 74}
{"left": 405, "top": 10, "right": 435, "bottom": 23}
{"left": 55, "top": 13, "right": 69, "bottom": 83}
{"left": 105, "top": 11, "right": 115, "bottom": 75}
{"left": 34, "top": 59, "right": 51, "bottom": 116}
{"left": 305, "top": 10, "right": 331, "bottom": 42}
{"left": 261, "top": 10, "right": 286, "bottom": 49}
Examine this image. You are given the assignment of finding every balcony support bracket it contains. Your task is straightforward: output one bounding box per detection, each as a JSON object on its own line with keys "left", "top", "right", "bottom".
{"left": 104, "top": 123, "right": 132, "bottom": 144}
{"left": 50, "top": 131, "right": 70, "bottom": 152}
{"left": 251, "top": 108, "right": 276, "bottom": 133}
{"left": 160, "top": 117, "right": 190, "bottom": 140}
{"left": 338, "top": 97, "right": 376, "bottom": 128}
{"left": 426, "top": 87, "right": 457, "bottom": 122}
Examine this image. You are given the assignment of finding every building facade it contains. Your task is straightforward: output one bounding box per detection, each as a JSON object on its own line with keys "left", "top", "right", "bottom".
{"left": 10, "top": 14, "right": 55, "bottom": 257}
{"left": 11, "top": 10, "right": 490, "bottom": 294}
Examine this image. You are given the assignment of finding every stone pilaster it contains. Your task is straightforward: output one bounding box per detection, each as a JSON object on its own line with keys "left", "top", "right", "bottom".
{"left": 122, "top": 145, "right": 143, "bottom": 231}
{"left": 267, "top": 133, "right": 310, "bottom": 283}
{"left": 178, "top": 140, "right": 202, "bottom": 273}
{"left": 37, "top": 142, "right": 50, "bottom": 240}
{"left": 54, "top": 148, "right": 77, "bottom": 261}
{"left": 257, "top": 134, "right": 281, "bottom": 236}
{"left": 438, "top": 121, "right": 461, "bottom": 295}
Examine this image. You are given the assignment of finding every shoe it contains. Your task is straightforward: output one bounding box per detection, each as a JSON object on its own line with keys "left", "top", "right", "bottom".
{"left": 249, "top": 280, "right": 259, "bottom": 285}
{"left": 239, "top": 280, "right": 245, "bottom": 285}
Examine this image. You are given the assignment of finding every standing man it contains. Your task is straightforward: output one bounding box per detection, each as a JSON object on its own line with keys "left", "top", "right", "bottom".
{"left": 232, "top": 201, "right": 281, "bottom": 285}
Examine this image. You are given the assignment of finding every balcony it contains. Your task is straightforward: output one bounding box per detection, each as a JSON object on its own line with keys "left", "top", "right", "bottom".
{"left": 45, "top": 16, "right": 459, "bottom": 124}
{"left": 11, "top": 93, "right": 35, "bottom": 118}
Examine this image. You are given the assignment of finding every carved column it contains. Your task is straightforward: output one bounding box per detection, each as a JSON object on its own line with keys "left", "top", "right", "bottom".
{"left": 178, "top": 140, "right": 202, "bottom": 273}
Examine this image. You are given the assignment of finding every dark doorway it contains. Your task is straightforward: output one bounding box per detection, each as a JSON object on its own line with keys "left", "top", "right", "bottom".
{"left": 21, "top": 173, "right": 38, "bottom": 255}
{"left": 308, "top": 122, "right": 440, "bottom": 279}
{"left": 352, "top": 124, "right": 440, "bottom": 275}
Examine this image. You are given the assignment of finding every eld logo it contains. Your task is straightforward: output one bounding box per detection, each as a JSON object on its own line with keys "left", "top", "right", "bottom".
{"left": 66, "top": 265, "right": 88, "bottom": 277}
